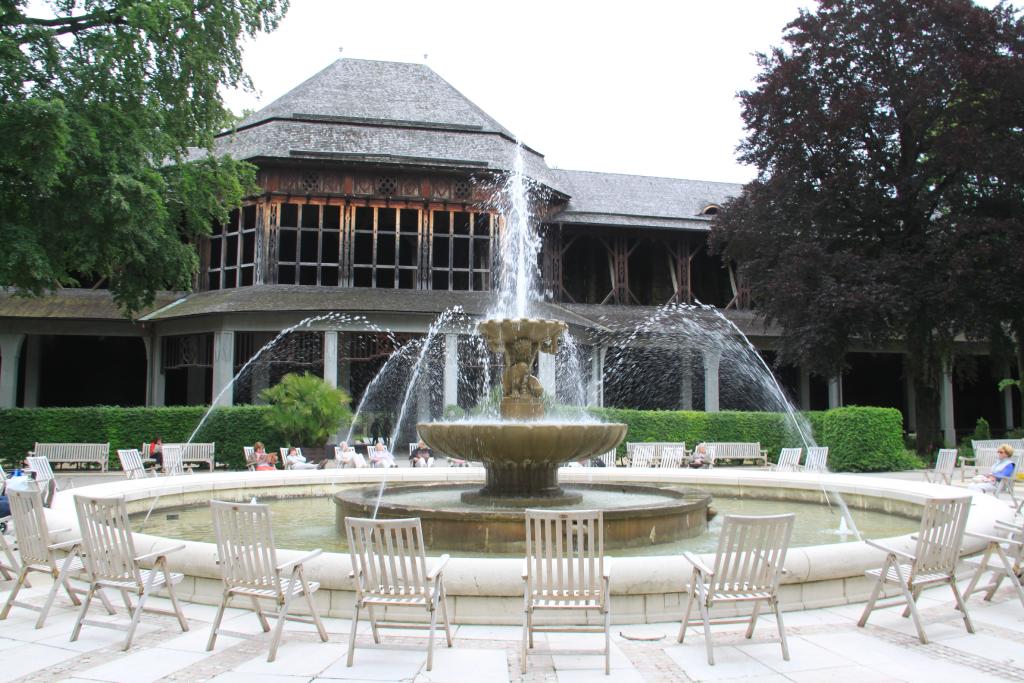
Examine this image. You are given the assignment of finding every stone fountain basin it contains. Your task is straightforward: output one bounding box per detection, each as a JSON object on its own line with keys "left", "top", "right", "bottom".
{"left": 416, "top": 421, "right": 627, "bottom": 466}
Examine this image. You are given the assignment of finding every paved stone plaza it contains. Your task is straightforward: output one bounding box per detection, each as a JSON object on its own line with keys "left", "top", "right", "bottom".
{"left": 0, "top": 554, "right": 1021, "bottom": 682}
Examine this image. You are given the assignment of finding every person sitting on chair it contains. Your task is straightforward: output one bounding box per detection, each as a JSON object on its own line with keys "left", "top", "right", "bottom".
{"left": 409, "top": 440, "right": 433, "bottom": 467}
{"left": 253, "top": 442, "right": 278, "bottom": 471}
{"left": 149, "top": 436, "right": 164, "bottom": 468}
{"left": 968, "top": 444, "right": 1015, "bottom": 494}
{"left": 689, "top": 443, "right": 709, "bottom": 469}
{"left": 284, "top": 446, "right": 321, "bottom": 470}
{"left": 369, "top": 440, "right": 395, "bottom": 468}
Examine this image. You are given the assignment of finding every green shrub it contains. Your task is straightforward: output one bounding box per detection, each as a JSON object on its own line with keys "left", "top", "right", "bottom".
{"left": 808, "top": 406, "right": 911, "bottom": 472}
{"left": 590, "top": 405, "right": 909, "bottom": 472}
{"left": 972, "top": 417, "right": 992, "bottom": 442}
{"left": 260, "top": 372, "right": 353, "bottom": 447}
{"left": 0, "top": 405, "right": 276, "bottom": 470}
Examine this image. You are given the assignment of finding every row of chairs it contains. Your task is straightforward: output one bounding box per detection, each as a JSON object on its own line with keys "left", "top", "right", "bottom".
{"left": 769, "top": 447, "right": 829, "bottom": 473}
{"left": 923, "top": 447, "right": 1020, "bottom": 511}
{"left": 117, "top": 447, "right": 192, "bottom": 479}
{"left": 1, "top": 490, "right": 1019, "bottom": 671}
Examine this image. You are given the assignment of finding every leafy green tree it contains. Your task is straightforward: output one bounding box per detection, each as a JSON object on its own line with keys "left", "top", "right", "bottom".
{"left": 261, "top": 372, "right": 353, "bottom": 447}
{"left": 710, "top": 0, "right": 1024, "bottom": 453}
{"left": 0, "top": 0, "right": 289, "bottom": 315}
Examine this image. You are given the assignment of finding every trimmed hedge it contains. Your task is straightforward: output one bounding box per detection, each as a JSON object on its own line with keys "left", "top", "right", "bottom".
{"left": 0, "top": 404, "right": 918, "bottom": 473}
{"left": 591, "top": 405, "right": 917, "bottom": 472}
{"left": 0, "top": 406, "right": 276, "bottom": 471}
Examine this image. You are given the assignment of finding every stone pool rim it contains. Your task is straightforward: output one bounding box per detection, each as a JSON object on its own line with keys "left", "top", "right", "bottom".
{"left": 44, "top": 468, "right": 1013, "bottom": 625}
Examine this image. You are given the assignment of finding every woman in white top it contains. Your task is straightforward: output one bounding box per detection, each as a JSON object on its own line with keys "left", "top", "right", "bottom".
{"left": 369, "top": 441, "right": 395, "bottom": 468}
{"left": 284, "top": 447, "right": 319, "bottom": 470}
{"left": 336, "top": 442, "right": 367, "bottom": 468}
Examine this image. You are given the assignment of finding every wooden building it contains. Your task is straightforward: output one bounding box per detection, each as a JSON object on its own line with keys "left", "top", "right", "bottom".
{"left": 0, "top": 59, "right": 1013, "bottom": 444}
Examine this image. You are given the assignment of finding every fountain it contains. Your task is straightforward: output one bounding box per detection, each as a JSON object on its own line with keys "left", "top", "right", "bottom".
{"left": 418, "top": 318, "right": 626, "bottom": 505}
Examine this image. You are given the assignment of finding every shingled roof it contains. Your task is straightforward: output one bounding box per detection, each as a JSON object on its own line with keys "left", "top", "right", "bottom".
{"left": 550, "top": 170, "right": 742, "bottom": 231}
{"left": 207, "top": 59, "right": 563, "bottom": 192}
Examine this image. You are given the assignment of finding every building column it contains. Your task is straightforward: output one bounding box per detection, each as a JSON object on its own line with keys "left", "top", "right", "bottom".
{"left": 143, "top": 335, "right": 165, "bottom": 407}
{"left": 443, "top": 334, "right": 458, "bottom": 408}
{"left": 798, "top": 367, "right": 811, "bottom": 411}
{"left": 1001, "top": 360, "right": 1015, "bottom": 431}
{"left": 679, "top": 349, "right": 693, "bottom": 411}
{"left": 22, "top": 335, "right": 41, "bottom": 408}
{"left": 323, "top": 331, "right": 339, "bottom": 388}
{"left": 940, "top": 357, "right": 956, "bottom": 447}
{"left": 703, "top": 348, "right": 721, "bottom": 413}
{"left": 538, "top": 351, "right": 556, "bottom": 399}
{"left": 212, "top": 330, "right": 235, "bottom": 407}
{"left": 588, "top": 345, "right": 605, "bottom": 407}
{"left": 0, "top": 333, "right": 25, "bottom": 409}
{"left": 827, "top": 374, "right": 842, "bottom": 409}
{"left": 339, "top": 335, "right": 351, "bottom": 395}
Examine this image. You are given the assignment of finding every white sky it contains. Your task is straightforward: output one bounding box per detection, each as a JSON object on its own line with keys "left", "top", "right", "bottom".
{"left": 223, "top": 0, "right": 817, "bottom": 185}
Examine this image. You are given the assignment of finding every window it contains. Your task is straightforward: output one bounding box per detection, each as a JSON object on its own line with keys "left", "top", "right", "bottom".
{"left": 352, "top": 206, "right": 420, "bottom": 289}
{"left": 276, "top": 203, "right": 342, "bottom": 285}
{"left": 431, "top": 210, "right": 493, "bottom": 291}
{"left": 207, "top": 205, "right": 257, "bottom": 290}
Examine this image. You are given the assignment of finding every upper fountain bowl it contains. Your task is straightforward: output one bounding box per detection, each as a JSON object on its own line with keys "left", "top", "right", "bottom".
{"left": 416, "top": 420, "right": 627, "bottom": 505}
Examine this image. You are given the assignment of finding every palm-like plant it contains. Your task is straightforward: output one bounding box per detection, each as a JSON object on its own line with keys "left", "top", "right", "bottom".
{"left": 261, "top": 372, "right": 353, "bottom": 447}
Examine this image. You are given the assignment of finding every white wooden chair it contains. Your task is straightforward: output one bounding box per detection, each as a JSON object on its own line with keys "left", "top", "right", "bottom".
{"left": 678, "top": 513, "right": 794, "bottom": 665}
{"left": 802, "top": 447, "right": 829, "bottom": 472}
{"left": 523, "top": 509, "right": 611, "bottom": 675}
{"left": 117, "top": 449, "right": 156, "bottom": 480}
{"left": 27, "top": 455, "right": 59, "bottom": 506}
{"left": 660, "top": 446, "right": 687, "bottom": 468}
{"left": 770, "top": 448, "right": 802, "bottom": 472}
{"left": 344, "top": 517, "right": 452, "bottom": 671}
{"left": 207, "top": 500, "right": 328, "bottom": 662}
{"left": 582, "top": 450, "right": 618, "bottom": 467}
{"left": 71, "top": 494, "right": 189, "bottom": 650}
{"left": 0, "top": 488, "right": 115, "bottom": 628}
{"left": 334, "top": 446, "right": 368, "bottom": 468}
{"left": 960, "top": 446, "right": 1001, "bottom": 481}
{"left": 244, "top": 446, "right": 257, "bottom": 470}
{"left": 857, "top": 496, "right": 974, "bottom": 644}
{"left": 0, "top": 466, "right": 20, "bottom": 582}
{"left": 161, "top": 445, "right": 193, "bottom": 476}
{"left": 962, "top": 519, "right": 1024, "bottom": 609}
{"left": 924, "top": 449, "right": 958, "bottom": 485}
{"left": 628, "top": 443, "right": 657, "bottom": 467}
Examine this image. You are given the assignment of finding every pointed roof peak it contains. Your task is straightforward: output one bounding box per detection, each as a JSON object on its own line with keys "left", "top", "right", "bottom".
{"left": 236, "top": 58, "right": 514, "bottom": 137}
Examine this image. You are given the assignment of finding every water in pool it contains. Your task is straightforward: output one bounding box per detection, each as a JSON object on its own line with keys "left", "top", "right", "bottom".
{"left": 135, "top": 495, "right": 919, "bottom": 557}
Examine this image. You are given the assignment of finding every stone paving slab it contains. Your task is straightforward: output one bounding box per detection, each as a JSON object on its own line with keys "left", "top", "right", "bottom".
{"left": 0, "top": 552, "right": 1021, "bottom": 682}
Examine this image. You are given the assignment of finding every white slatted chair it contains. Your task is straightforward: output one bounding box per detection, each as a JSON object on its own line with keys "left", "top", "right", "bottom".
{"left": 678, "top": 513, "right": 794, "bottom": 665}
{"left": 660, "top": 446, "right": 687, "bottom": 468}
{"left": 857, "top": 496, "right": 974, "bottom": 644}
{"left": 345, "top": 517, "right": 452, "bottom": 671}
{"left": 0, "top": 466, "right": 20, "bottom": 582}
{"left": 582, "top": 450, "right": 617, "bottom": 467}
{"left": 334, "top": 446, "right": 368, "bottom": 468}
{"left": 71, "top": 494, "right": 189, "bottom": 650}
{"left": 27, "top": 455, "right": 59, "bottom": 506}
{"left": 802, "top": 447, "right": 829, "bottom": 472}
{"left": 960, "top": 447, "right": 1000, "bottom": 481}
{"left": 629, "top": 443, "right": 657, "bottom": 467}
{"left": 244, "top": 446, "right": 257, "bottom": 470}
{"left": 924, "top": 449, "right": 958, "bottom": 485}
{"left": 117, "top": 449, "right": 156, "bottom": 480}
{"left": 523, "top": 509, "right": 611, "bottom": 675}
{"left": 962, "top": 519, "right": 1024, "bottom": 609}
{"left": 161, "top": 445, "right": 193, "bottom": 476}
{"left": 770, "top": 448, "right": 802, "bottom": 472}
{"left": 0, "top": 488, "right": 115, "bottom": 628}
{"left": 207, "top": 500, "right": 327, "bottom": 662}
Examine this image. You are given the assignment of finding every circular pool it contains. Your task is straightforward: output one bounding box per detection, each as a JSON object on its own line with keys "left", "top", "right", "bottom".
{"left": 43, "top": 468, "right": 1013, "bottom": 624}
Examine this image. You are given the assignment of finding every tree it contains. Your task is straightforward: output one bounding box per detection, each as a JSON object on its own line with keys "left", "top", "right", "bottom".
{"left": 261, "top": 372, "right": 354, "bottom": 447}
{"left": 0, "top": 0, "right": 289, "bottom": 315}
{"left": 710, "top": 0, "right": 1024, "bottom": 453}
